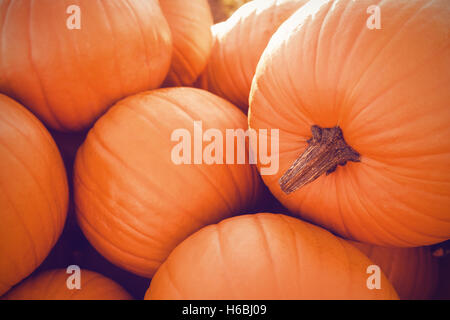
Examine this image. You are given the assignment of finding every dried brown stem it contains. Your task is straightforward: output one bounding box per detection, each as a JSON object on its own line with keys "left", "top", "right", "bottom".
{"left": 279, "top": 125, "right": 360, "bottom": 194}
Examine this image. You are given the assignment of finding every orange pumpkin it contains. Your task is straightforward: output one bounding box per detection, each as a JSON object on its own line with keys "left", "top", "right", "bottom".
{"left": 2, "top": 269, "right": 131, "bottom": 300}
{"left": 0, "top": 94, "right": 68, "bottom": 296}
{"left": 350, "top": 242, "right": 439, "bottom": 300}
{"left": 0, "top": 0, "right": 172, "bottom": 131}
{"left": 196, "top": 0, "right": 309, "bottom": 112}
{"left": 145, "top": 213, "right": 398, "bottom": 300}
{"left": 248, "top": 0, "right": 450, "bottom": 246}
{"left": 160, "top": 0, "right": 213, "bottom": 86}
{"left": 74, "top": 87, "right": 262, "bottom": 278}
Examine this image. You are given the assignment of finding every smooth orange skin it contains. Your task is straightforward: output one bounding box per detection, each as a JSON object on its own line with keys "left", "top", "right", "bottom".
{"left": 249, "top": 0, "right": 450, "bottom": 246}
{"left": 196, "top": 0, "right": 309, "bottom": 112}
{"left": 74, "top": 87, "right": 262, "bottom": 278}
{"left": 145, "top": 213, "right": 398, "bottom": 300}
{"left": 0, "top": 94, "right": 68, "bottom": 296}
{"left": 160, "top": 0, "right": 213, "bottom": 86}
{"left": 350, "top": 242, "right": 439, "bottom": 300}
{"left": 2, "top": 269, "right": 132, "bottom": 300}
{"left": 0, "top": 0, "right": 172, "bottom": 131}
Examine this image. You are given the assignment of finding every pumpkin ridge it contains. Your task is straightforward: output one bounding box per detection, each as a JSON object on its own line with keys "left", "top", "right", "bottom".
{"left": 353, "top": 165, "right": 440, "bottom": 245}
{"left": 215, "top": 223, "right": 239, "bottom": 298}
{"left": 123, "top": 0, "right": 154, "bottom": 85}
{"left": 362, "top": 157, "right": 450, "bottom": 196}
{"left": 192, "top": 161, "right": 237, "bottom": 217}
{"left": 345, "top": 165, "right": 420, "bottom": 246}
{"left": 216, "top": 28, "right": 246, "bottom": 107}
{"left": 345, "top": 0, "right": 431, "bottom": 108}
{"left": 151, "top": 89, "right": 249, "bottom": 210}
{"left": 313, "top": 0, "right": 334, "bottom": 102}
{"left": 333, "top": 169, "right": 353, "bottom": 238}
{"left": 27, "top": 0, "right": 66, "bottom": 130}
{"left": 330, "top": 0, "right": 357, "bottom": 114}
{"left": 98, "top": 0, "right": 125, "bottom": 101}
{"left": 0, "top": 183, "right": 40, "bottom": 271}
{"left": 0, "top": 139, "right": 59, "bottom": 245}
{"left": 0, "top": 0, "right": 12, "bottom": 92}
{"left": 76, "top": 206, "right": 162, "bottom": 266}
{"left": 121, "top": 96, "right": 238, "bottom": 227}
{"left": 232, "top": 13, "right": 253, "bottom": 106}
{"left": 360, "top": 163, "right": 450, "bottom": 226}
{"left": 334, "top": 238, "right": 357, "bottom": 298}
{"left": 117, "top": 98, "right": 234, "bottom": 228}
{"left": 278, "top": 214, "right": 303, "bottom": 295}
{"left": 252, "top": 214, "right": 280, "bottom": 297}
{"left": 165, "top": 255, "right": 186, "bottom": 299}
{"left": 0, "top": 109, "right": 67, "bottom": 228}
{"left": 87, "top": 121, "right": 195, "bottom": 225}
{"left": 336, "top": 169, "right": 377, "bottom": 241}
{"left": 279, "top": 42, "right": 315, "bottom": 127}
{"left": 74, "top": 167, "right": 164, "bottom": 247}
{"left": 79, "top": 127, "right": 206, "bottom": 239}
{"left": 253, "top": 74, "right": 312, "bottom": 133}
{"left": 170, "top": 42, "right": 199, "bottom": 83}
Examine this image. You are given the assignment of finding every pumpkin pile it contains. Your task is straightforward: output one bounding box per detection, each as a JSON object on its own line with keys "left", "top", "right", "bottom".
{"left": 0, "top": 0, "right": 448, "bottom": 300}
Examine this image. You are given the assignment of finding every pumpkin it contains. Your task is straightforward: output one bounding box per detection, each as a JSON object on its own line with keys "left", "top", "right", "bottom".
{"left": 160, "top": 0, "right": 214, "bottom": 86}
{"left": 2, "top": 269, "right": 131, "bottom": 300}
{"left": 0, "top": 0, "right": 172, "bottom": 131}
{"left": 248, "top": 0, "right": 450, "bottom": 246}
{"left": 0, "top": 94, "right": 68, "bottom": 296}
{"left": 145, "top": 213, "right": 398, "bottom": 300}
{"left": 196, "top": 0, "right": 309, "bottom": 112}
{"left": 74, "top": 87, "right": 262, "bottom": 278}
{"left": 350, "top": 242, "right": 439, "bottom": 300}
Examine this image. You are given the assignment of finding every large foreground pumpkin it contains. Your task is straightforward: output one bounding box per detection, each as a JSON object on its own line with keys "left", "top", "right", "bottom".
{"left": 145, "top": 213, "right": 398, "bottom": 300}
{"left": 350, "top": 242, "right": 439, "bottom": 300}
{"left": 74, "top": 87, "right": 262, "bottom": 278}
{"left": 248, "top": 0, "right": 450, "bottom": 246}
{"left": 3, "top": 269, "right": 131, "bottom": 300}
{"left": 0, "top": 94, "right": 68, "bottom": 296}
{"left": 196, "top": 0, "right": 308, "bottom": 112}
{"left": 0, "top": 0, "right": 172, "bottom": 131}
{"left": 160, "top": 0, "right": 213, "bottom": 86}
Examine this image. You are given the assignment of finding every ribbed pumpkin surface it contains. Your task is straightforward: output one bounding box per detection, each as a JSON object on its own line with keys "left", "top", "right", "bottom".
{"left": 0, "top": 94, "right": 68, "bottom": 296}
{"left": 146, "top": 213, "right": 399, "bottom": 300}
{"left": 74, "top": 87, "right": 262, "bottom": 278}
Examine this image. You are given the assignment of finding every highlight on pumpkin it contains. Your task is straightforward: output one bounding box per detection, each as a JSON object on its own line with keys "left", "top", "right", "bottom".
{"left": 0, "top": 0, "right": 449, "bottom": 303}
{"left": 145, "top": 213, "right": 399, "bottom": 300}
{"left": 2, "top": 269, "right": 132, "bottom": 300}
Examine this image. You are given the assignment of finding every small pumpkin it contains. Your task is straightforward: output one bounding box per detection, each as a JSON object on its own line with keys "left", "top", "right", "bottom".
{"left": 0, "top": 94, "right": 68, "bottom": 296}
{"left": 74, "top": 87, "right": 262, "bottom": 278}
{"left": 145, "top": 213, "right": 398, "bottom": 300}
{"left": 249, "top": 0, "right": 450, "bottom": 246}
{"left": 196, "top": 0, "right": 309, "bottom": 112}
{"left": 350, "top": 242, "right": 439, "bottom": 300}
{"left": 0, "top": 0, "right": 172, "bottom": 131}
{"left": 2, "top": 269, "right": 131, "bottom": 300}
{"left": 160, "top": 0, "right": 214, "bottom": 86}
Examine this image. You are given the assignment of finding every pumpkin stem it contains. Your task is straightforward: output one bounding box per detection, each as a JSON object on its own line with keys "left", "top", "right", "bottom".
{"left": 279, "top": 125, "right": 360, "bottom": 194}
